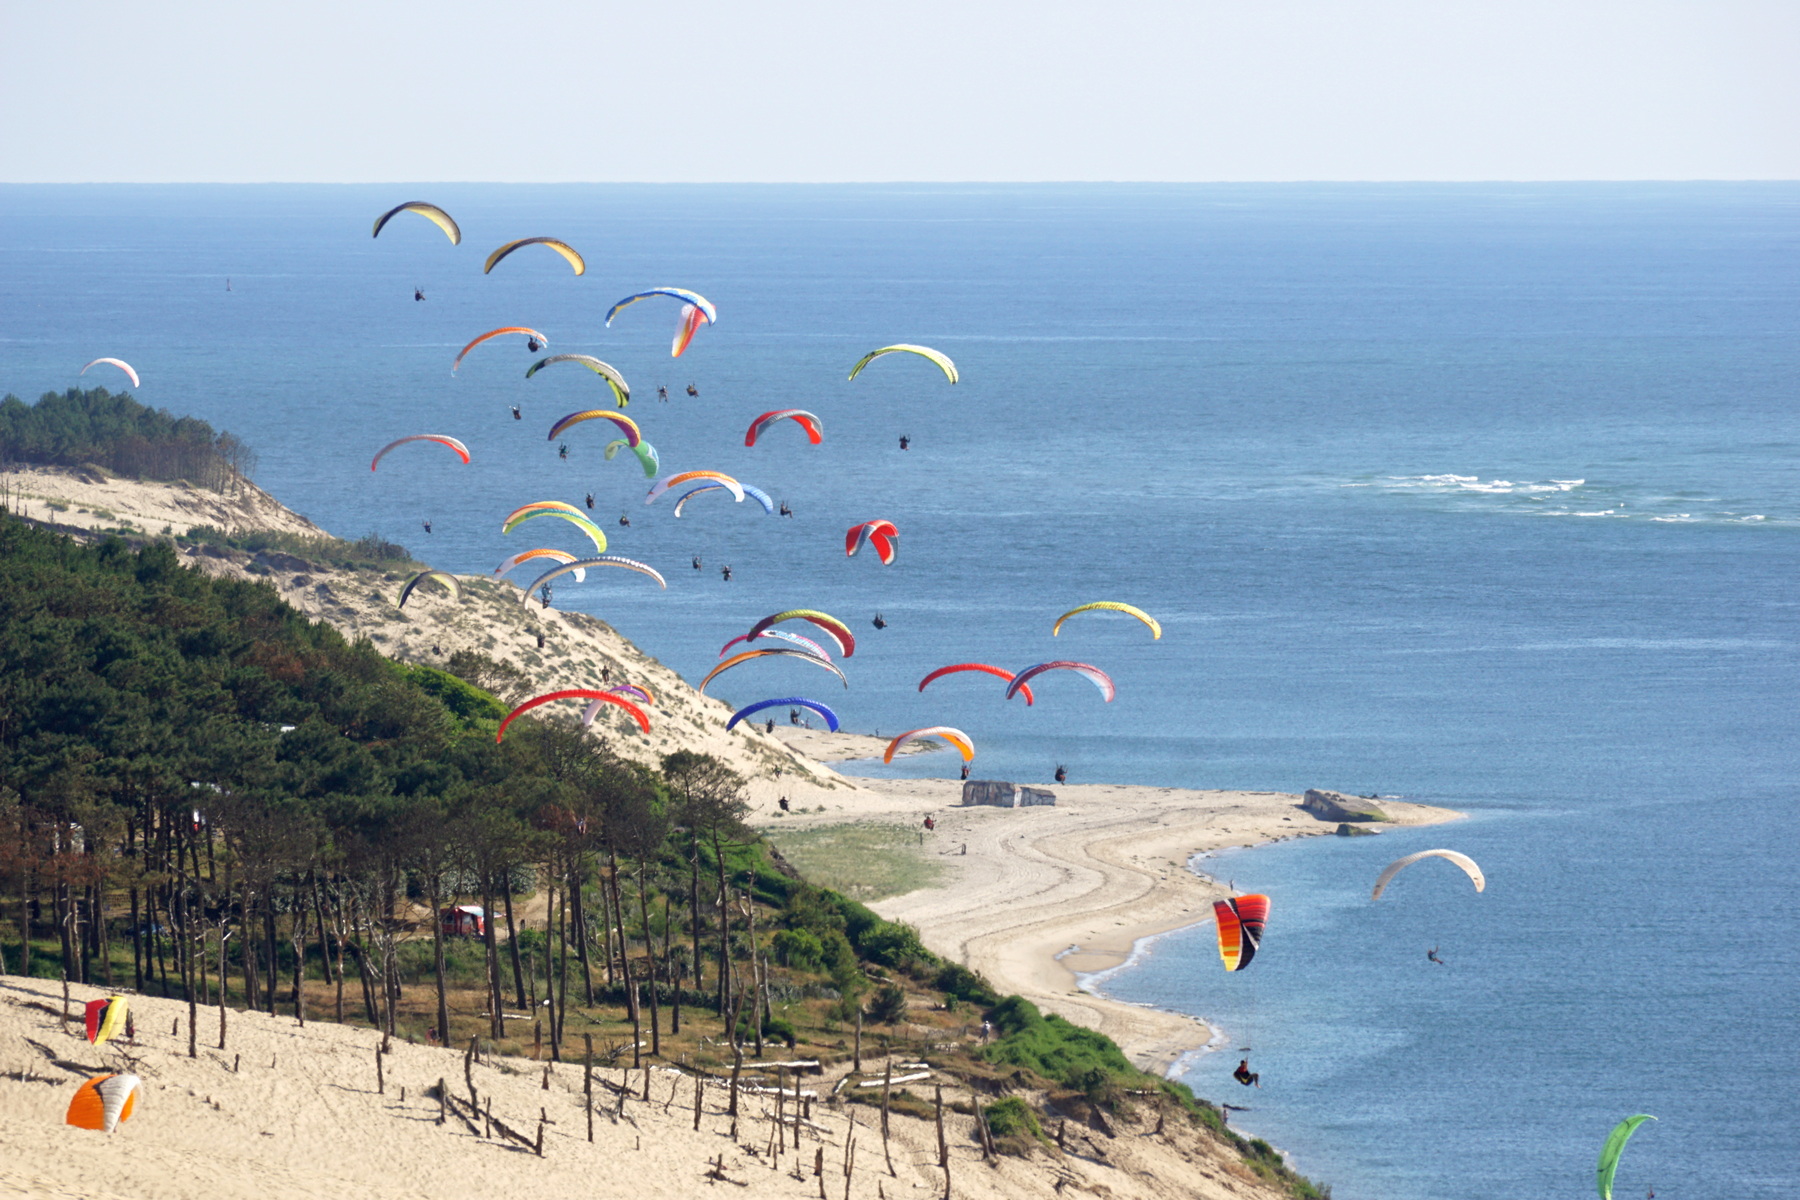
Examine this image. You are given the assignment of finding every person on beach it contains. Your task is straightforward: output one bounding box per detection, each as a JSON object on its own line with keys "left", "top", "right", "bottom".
{"left": 1428, "top": 946, "right": 1445, "bottom": 965}
{"left": 1234, "top": 1060, "right": 1261, "bottom": 1088}
{"left": 923, "top": 816, "right": 935, "bottom": 831}
{"left": 510, "top": 405, "right": 522, "bottom": 420}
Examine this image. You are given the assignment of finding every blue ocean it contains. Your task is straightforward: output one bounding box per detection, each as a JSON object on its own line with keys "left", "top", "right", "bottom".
{"left": 3, "top": 183, "right": 1795, "bottom": 1198}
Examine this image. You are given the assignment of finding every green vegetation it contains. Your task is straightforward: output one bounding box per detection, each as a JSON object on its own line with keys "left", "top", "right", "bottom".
{"left": 0, "top": 387, "right": 255, "bottom": 489}
{"left": 762, "top": 820, "right": 945, "bottom": 900}
{"left": 982, "top": 1095, "right": 1049, "bottom": 1153}
{"left": 178, "top": 524, "right": 418, "bottom": 572}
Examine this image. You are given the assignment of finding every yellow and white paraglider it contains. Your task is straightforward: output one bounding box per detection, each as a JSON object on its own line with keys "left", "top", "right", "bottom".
{"left": 847, "top": 345, "right": 958, "bottom": 384}
{"left": 1052, "top": 601, "right": 1162, "bottom": 640}
{"left": 882, "top": 727, "right": 975, "bottom": 764}
{"left": 66, "top": 1073, "right": 141, "bottom": 1133}
{"left": 484, "top": 237, "right": 585, "bottom": 275}
{"left": 372, "top": 201, "right": 461, "bottom": 244}
{"left": 397, "top": 570, "right": 462, "bottom": 608}
{"left": 1370, "top": 849, "right": 1486, "bottom": 901}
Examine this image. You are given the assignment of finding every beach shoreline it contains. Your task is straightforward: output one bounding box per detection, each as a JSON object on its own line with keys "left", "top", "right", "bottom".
{"left": 765, "top": 728, "right": 1464, "bottom": 1078}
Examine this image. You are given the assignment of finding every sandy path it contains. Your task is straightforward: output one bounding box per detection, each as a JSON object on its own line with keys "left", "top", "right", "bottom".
{"left": 770, "top": 730, "right": 1461, "bottom": 1076}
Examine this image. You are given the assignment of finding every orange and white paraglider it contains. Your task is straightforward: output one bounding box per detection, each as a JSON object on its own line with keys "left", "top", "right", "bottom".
{"left": 66, "top": 1073, "right": 141, "bottom": 1133}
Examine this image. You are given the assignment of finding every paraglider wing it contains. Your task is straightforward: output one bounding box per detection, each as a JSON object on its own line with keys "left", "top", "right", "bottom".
{"left": 746, "top": 609, "right": 856, "bottom": 658}
{"left": 372, "top": 201, "right": 461, "bottom": 244}
{"left": 699, "top": 649, "right": 848, "bottom": 694}
{"left": 495, "top": 548, "right": 586, "bottom": 582}
{"left": 719, "top": 629, "right": 834, "bottom": 661}
{"left": 80, "top": 358, "right": 140, "bottom": 388}
{"left": 1004, "top": 661, "right": 1115, "bottom": 703}
{"left": 525, "top": 355, "right": 630, "bottom": 406}
{"left": 917, "top": 663, "right": 1033, "bottom": 705}
{"left": 452, "top": 326, "right": 547, "bottom": 371}
{"left": 1369, "top": 850, "right": 1486, "bottom": 902}
{"left": 1596, "top": 1115, "right": 1656, "bottom": 1200}
{"left": 504, "top": 500, "right": 584, "bottom": 522}
{"left": 398, "top": 570, "right": 462, "bottom": 608}
{"left": 520, "top": 555, "right": 667, "bottom": 604}
{"left": 484, "top": 237, "right": 585, "bottom": 275}
{"left": 744, "top": 409, "right": 823, "bottom": 447}
{"left": 671, "top": 303, "right": 707, "bottom": 357}
{"left": 846, "top": 344, "right": 958, "bottom": 384}
{"left": 94, "top": 996, "right": 129, "bottom": 1045}
{"left": 497, "top": 689, "right": 650, "bottom": 741}
{"left": 726, "top": 697, "right": 841, "bottom": 733}
{"left": 500, "top": 508, "right": 607, "bottom": 554}
{"left": 604, "top": 438, "right": 660, "bottom": 478}
{"left": 882, "top": 726, "right": 975, "bottom": 764}
{"left": 1052, "top": 601, "right": 1163, "bottom": 640}
{"left": 645, "top": 470, "right": 743, "bottom": 505}
{"left": 1213, "top": 895, "right": 1269, "bottom": 971}
{"left": 739, "top": 484, "right": 776, "bottom": 513}
{"left": 582, "top": 684, "right": 657, "bottom": 726}
{"left": 66, "top": 1073, "right": 141, "bottom": 1133}
{"left": 370, "top": 434, "right": 470, "bottom": 471}
{"left": 547, "top": 409, "right": 641, "bottom": 446}
{"left": 845, "top": 520, "right": 899, "bottom": 565}
{"left": 605, "top": 287, "right": 718, "bottom": 327}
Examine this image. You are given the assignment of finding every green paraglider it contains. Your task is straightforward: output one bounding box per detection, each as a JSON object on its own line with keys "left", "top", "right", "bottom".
{"left": 1596, "top": 1114, "right": 1656, "bottom": 1200}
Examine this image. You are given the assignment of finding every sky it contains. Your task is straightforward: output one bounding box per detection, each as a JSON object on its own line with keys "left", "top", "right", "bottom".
{"left": 3, "top": 0, "right": 1796, "bottom": 182}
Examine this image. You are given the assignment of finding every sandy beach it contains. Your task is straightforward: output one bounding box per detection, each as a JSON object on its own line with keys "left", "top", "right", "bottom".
{"left": 764, "top": 730, "right": 1462, "bottom": 1077}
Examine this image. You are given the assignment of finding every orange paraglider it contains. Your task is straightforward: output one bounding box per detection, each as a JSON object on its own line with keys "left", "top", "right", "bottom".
{"left": 66, "top": 1073, "right": 141, "bottom": 1132}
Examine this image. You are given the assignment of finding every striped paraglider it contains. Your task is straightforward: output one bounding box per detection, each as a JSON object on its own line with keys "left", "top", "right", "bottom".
{"left": 66, "top": 1073, "right": 141, "bottom": 1133}
{"left": 1214, "top": 894, "right": 1270, "bottom": 971}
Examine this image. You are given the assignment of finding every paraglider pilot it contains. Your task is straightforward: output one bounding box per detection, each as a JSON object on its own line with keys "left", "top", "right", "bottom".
{"left": 1054, "top": 764, "right": 1067, "bottom": 784}
{"left": 720, "top": 564, "right": 732, "bottom": 581}
{"left": 686, "top": 383, "right": 698, "bottom": 397}
{"left": 527, "top": 337, "right": 541, "bottom": 353}
{"left": 421, "top": 520, "right": 432, "bottom": 535}
{"left": 872, "top": 612, "right": 887, "bottom": 630}
{"left": 414, "top": 287, "right": 425, "bottom": 302}
{"left": 692, "top": 556, "right": 703, "bottom": 571}
{"left": 511, "top": 406, "right": 522, "bottom": 421}
{"left": 899, "top": 435, "right": 910, "bottom": 451}
{"left": 1234, "top": 1060, "right": 1260, "bottom": 1088}
{"left": 585, "top": 493, "right": 594, "bottom": 509}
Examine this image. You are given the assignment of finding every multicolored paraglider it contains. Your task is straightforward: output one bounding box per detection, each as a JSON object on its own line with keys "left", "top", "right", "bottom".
{"left": 847, "top": 344, "right": 958, "bottom": 384}
{"left": 917, "top": 663, "right": 1034, "bottom": 705}
{"left": 1596, "top": 1115, "right": 1656, "bottom": 1200}
{"left": 726, "top": 697, "right": 840, "bottom": 732}
{"left": 1005, "top": 661, "right": 1115, "bottom": 702}
{"left": 846, "top": 520, "right": 899, "bottom": 565}
{"left": 605, "top": 288, "right": 716, "bottom": 357}
{"left": 398, "top": 570, "right": 462, "bottom": 608}
{"left": 673, "top": 481, "right": 774, "bottom": 518}
{"left": 370, "top": 435, "right": 469, "bottom": 471}
{"left": 526, "top": 356, "right": 630, "bottom": 407}
{"left": 495, "top": 547, "right": 587, "bottom": 582}
{"left": 883, "top": 726, "right": 975, "bottom": 763}
{"left": 501, "top": 507, "right": 607, "bottom": 554}
{"left": 372, "top": 201, "right": 461, "bottom": 244}
{"left": 520, "top": 555, "right": 666, "bottom": 605}
{"left": 1214, "top": 894, "right": 1270, "bottom": 971}
{"left": 80, "top": 358, "right": 139, "bottom": 388}
{"left": 746, "top": 610, "right": 856, "bottom": 657}
{"left": 497, "top": 688, "right": 650, "bottom": 741}
{"left": 66, "top": 1073, "right": 141, "bottom": 1133}
{"left": 1052, "top": 602, "right": 1162, "bottom": 640}
{"left": 548, "top": 409, "right": 640, "bottom": 446}
{"left": 1370, "top": 850, "right": 1486, "bottom": 901}
{"left": 453, "top": 327, "right": 547, "bottom": 372}
{"left": 83, "top": 997, "right": 129, "bottom": 1046}
{"left": 646, "top": 470, "right": 743, "bottom": 505}
{"left": 744, "top": 409, "right": 823, "bottom": 447}
{"left": 700, "top": 648, "right": 848, "bottom": 693}
{"left": 602, "top": 437, "right": 659, "bottom": 478}
{"left": 484, "top": 237, "right": 585, "bottom": 275}
{"left": 719, "top": 628, "right": 836, "bottom": 661}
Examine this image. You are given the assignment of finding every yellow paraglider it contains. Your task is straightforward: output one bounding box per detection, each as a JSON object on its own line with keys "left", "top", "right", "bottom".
{"left": 847, "top": 344, "right": 958, "bottom": 384}
{"left": 882, "top": 727, "right": 975, "bottom": 763}
{"left": 1052, "top": 601, "right": 1162, "bottom": 640}
{"left": 1370, "top": 850, "right": 1486, "bottom": 901}
{"left": 371, "top": 202, "right": 461, "bottom": 245}
{"left": 484, "top": 238, "right": 585, "bottom": 275}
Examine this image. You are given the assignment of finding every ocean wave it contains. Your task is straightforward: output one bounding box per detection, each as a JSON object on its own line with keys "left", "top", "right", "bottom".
{"left": 1352, "top": 474, "right": 1586, "bottom": 495}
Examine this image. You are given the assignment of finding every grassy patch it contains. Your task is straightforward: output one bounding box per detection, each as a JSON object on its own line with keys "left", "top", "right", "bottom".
{"left": 761, "top": 822, "right": 945, "bottom": 901}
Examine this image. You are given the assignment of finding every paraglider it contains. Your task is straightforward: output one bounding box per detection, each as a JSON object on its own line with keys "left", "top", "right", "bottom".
{"left": 1213, "top": 894, "right": 1270, "bottom": 971}
{"left": 501, "top": 507, "right": 607, "bottom": 555}
{"left": 727, "top": 697, "right": 840, "bottom": 733}
{"left": 583, "top": 684, "right": 656, "bottom": 727}
{"left": 526, "top": 355, "right": 631, "bottom": 407}
{"left": 1370, "top": 850, "right": 1486, "bottom": 901}
{"left": 744, "top": 409, "right": 822, "bottom": 447}
{"left": 452, "top": 327, "right": 548, "bottom": 372}
{"left": 847, "top": 344, "right": 958, "bottom": 384}
{"left": 882, "top": 727, "right": 975, "bottom": 764}
{"left": 370, "top": 434, "right": 469, "bottom": 471}
{"left": 645, "top": 470, "right": 744, "bottom": 506}
{"left": 1052, "top": 602, "right": 1163, "bottom": 640}
{"left": 605, "top": 287, "right": 717, "bottom": 329}
{"left": 1004, "top": 661, "right": 1115, "bottom": 703}
{"left": 372, "top": 201, "right": 461, "bottom": 244}
{"left": 398, "top": 570, "right": 462, "bottom": 608}
{"left": 1232, "top": 1060, "right": 1260, "bottom": 1088}
{"left": 718, "top": 628, "right": 835, "bottom": 661}
{"left": 672, "top": 481, "right": 774, "bottom": 518}
{"left": 483, "top": 237, "right": 585, "bottom": 275}
{"left": 66, "top": 1073, "right": 141, "bottom": 1133}
{"left": 83, "top": 997, "right": 130, "bottom": 1046}
{"left": 1597, "top": 1115, "right": 1657, "bottom": 1200}
{"left": 80, "top": 358, "right": 139, "bottom": 388}
{"left": 547, "top": 409, "right": 641, "bottom": 446}
{"left": 917, "top": 663, "right": 1034, "bottom": 704}
{"left": 497, "top": 688, "right": 650, "bottom": 740}
{"left": 846, "top": 520, "right": 899, "bottom": 565}
{"left": 604, "top": 438, "right": 660, "bottom": 478}
{"left": 519, "top": 555, "right": 667, "bottom": 605}
{"left": 700, "top": 648, "right": 848, "bottom": 694}
{"left": 746, "top": 609, "right": 856, "bottom": 657}
{"left": 494, "top": 547, "right": 587, "bottom": 582}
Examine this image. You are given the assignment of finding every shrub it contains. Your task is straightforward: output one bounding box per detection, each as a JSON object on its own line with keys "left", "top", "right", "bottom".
{"left": 935, "top": 961, "right": 998, "bottom": 1007}
{"left": 982, "top": 1096, "right": 1047, "bottom": 1154}
{"left": 867, "top": 983, "right": 908, "bottom": 1025}
{"left": 772, "top": 928, "right": 824, "bottom": 971}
